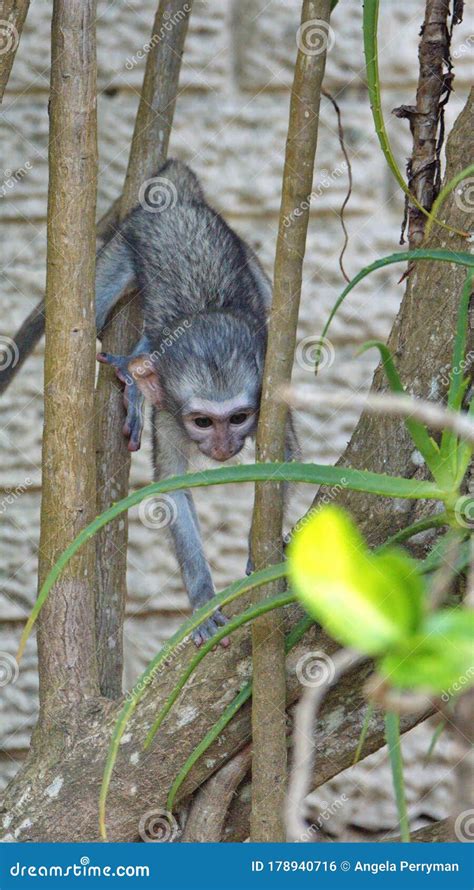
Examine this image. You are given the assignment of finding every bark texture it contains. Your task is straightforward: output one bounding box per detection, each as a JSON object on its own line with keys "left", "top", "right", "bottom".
{"left": 0, "top": 608, "right": 428, "bottom": 841}
{"left": 94, "top": 0, "right": 193, "bottom": 698}
{"left": 250, "top": 0, "right": 332, "bottom": 842}
{"left": 310, "top": 89, "right": 473, "bottom": 544}
{"left": 393, "top": 0, "right": 454, "bottom": 246}
{"left": 0, "top": 0, "right": 29, "bottom": 103}
{"left": 36, "top": 0, "right": 98, "bottom": 726}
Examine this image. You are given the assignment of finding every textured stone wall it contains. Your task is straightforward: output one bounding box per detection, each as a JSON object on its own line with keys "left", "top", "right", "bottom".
{"left": 0, "top": 0, "right": 471, "bottom": 832}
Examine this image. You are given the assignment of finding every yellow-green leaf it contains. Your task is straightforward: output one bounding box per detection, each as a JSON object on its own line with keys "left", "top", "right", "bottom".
{"left": 380, "top": 609, "right": 474, "bottom": 695}
{"left": 288, "top": 506, "right": 424, "bottom": 655}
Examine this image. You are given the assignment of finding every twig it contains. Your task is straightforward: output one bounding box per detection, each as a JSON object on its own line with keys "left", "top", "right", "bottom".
{"left": 322, "top": 88, "right": 352, "bottom": 283}
{"left": 282, "top": 387, "right": 474, "bottom": 446}
{"left": 181, "top": 745, "right": 251, "bottom": 842}
{"left": 286, "top": 649, "right": 365, "bottom": 842}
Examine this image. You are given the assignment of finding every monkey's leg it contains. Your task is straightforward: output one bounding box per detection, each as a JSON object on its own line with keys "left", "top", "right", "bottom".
{"left": 154, "top": 414, "right": 229, "bottom": 646}
{"left": 96, "top": 335, "right": 149, "bottom": 451}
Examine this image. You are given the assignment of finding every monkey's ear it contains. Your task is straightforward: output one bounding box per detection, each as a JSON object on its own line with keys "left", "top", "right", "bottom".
{"left": 128, "top": 355, "right": 164, "bottom": 407}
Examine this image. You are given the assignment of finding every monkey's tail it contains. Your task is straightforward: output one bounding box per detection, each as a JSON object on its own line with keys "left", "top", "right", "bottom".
{"left": 0, "top": 299, "right": 45, "bottom": 395}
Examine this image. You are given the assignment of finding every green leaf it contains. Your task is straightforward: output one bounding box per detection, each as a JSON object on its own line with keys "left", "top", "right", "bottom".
{"left": 424, "top": 164, "right": 474, "bottom": 240}
{"left": 288, "top": 506, "right": 424, "bottom": 655}
{"left": 317, "top": 250, "right": 474, "bottom": 360}
{"left": 17, "top": 462, "right": 443, "bottom": 660}
{"left": 385, "top": 712, "right": 410, "bottom": 842}
{"left": 359, "top": 341, "right": 441, "bottom": 478}
{"left": 380, "top": 608, "right": 474, "bottom": 695}
{"left": 439, "top": 269, "right": 474, "bottom": 481}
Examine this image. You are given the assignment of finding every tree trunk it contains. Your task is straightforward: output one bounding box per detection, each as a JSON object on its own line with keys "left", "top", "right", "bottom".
{"left": 250, "top": 0, "right": 332, "bottom": 842}
{"left": 35, "top": 0, "right": 98, "bottom": 735}
{"left": 94, "top": 0, "right": 193, "bottom": 698}
{"left": 0, "top": 0, "right": 29, "bottom": 103}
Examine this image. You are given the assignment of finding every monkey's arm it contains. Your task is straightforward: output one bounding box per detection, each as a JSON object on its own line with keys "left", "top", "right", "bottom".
{"left": 152, "top": 412, "right": 229, "bottom": 645}
{"left": 97, "top": 334, "right": 149, "bottom": 452}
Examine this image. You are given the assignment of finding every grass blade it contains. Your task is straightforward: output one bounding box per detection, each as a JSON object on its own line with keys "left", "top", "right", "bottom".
{"left": 385, "top": 711, "right": 410, "bottom": 842}
{"left": 17, "top": 462, "right": 444, "bottom": 659}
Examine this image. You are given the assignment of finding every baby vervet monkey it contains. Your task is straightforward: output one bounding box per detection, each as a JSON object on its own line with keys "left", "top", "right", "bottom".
{"left": 1, "top": 160, "right": 298, "bottom": 644}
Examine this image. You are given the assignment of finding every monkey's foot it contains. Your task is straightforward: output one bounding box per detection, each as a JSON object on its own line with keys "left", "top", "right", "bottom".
{"left": 97, "top": 352, "right": 145, "bottom": 451}
{"left": 192, "top": 609, "right": 230, "bottom": 648}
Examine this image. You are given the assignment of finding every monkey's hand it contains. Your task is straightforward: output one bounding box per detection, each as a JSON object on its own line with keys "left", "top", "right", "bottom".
{"left": 97, "top": 352, "right": 145, "bottom": 451}
{"left": 192, "top": 608, "right": 230, "bottom": 648}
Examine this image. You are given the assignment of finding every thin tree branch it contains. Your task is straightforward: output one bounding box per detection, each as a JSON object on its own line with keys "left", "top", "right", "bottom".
{"left": 36, "top": 0, "right": 98, "bottom": 724}
{"left": 0, "top": 0, "right": 29, "bottom": 103}
{"left": 283, "top": 388, "right": 474, "bottom": 445}
{"left": 94, "top": 0, "right": 193, "bottom": 698}
{"left": 181, "top": 745, "right": 251, "bottom": 842}
{"left": 393, "top": 0, "right": 456, "bottom": 246}
{"left": 250, "top": 0, "right": 332, "bottom": 842}
{"left": 286, "top": 650, "right": 365, "bottom": 842}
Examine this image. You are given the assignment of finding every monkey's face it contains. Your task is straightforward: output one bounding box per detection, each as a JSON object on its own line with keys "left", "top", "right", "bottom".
{"left": 182, "top": 395, "right": 258, "bottom": 462}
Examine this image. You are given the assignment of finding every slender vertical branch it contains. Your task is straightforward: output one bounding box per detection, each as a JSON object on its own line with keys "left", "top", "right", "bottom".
{"left": 94, "top": 0, "right": 193, "bottom": 698}
{"left": 0, "top": 0, "right": 29, "bottom": 103}
{"left": 37, "top": 0, "right": 98, "bottom": 722}
{"left": 250, "top": 0, "right": 332, "bottom": 842}
{"left": 393, "top": 0, "right": 454, "bottom": 246}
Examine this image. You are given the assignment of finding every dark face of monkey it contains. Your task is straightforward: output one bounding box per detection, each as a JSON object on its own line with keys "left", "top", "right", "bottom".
{"left": 128, "top": 312, "right": 264, "bottom": 462}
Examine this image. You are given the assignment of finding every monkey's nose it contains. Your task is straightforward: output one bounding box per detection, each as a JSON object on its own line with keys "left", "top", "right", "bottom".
{"left": 212, "top": 449, "right": 232, "bottom": 462}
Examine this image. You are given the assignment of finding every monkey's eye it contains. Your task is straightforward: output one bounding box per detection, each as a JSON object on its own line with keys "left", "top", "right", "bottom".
{"left": 230, "top": 413, "right": 249, "bottom": 425}
{"left": 194, "top": 416, "right": 213, "bottom": 429}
